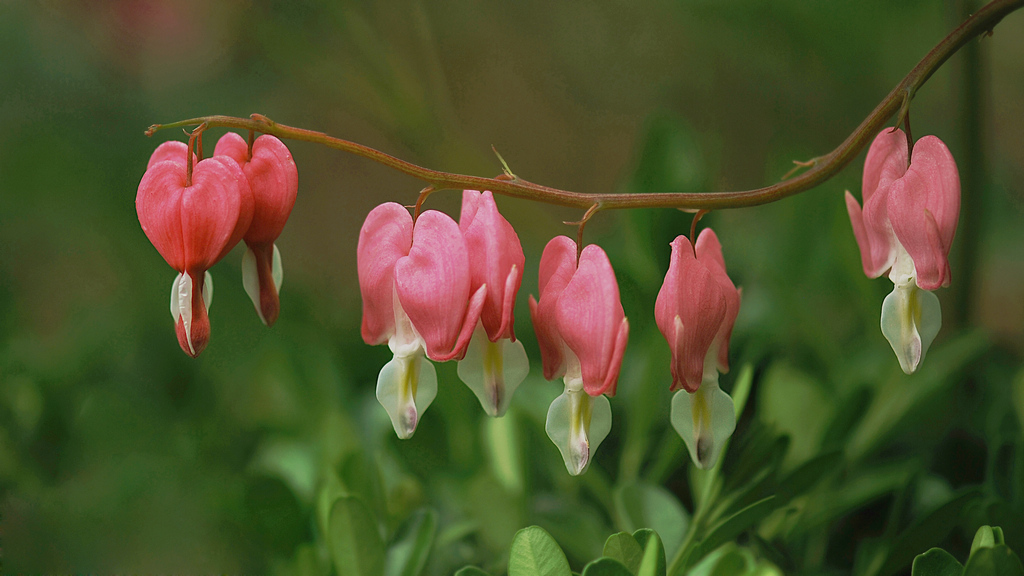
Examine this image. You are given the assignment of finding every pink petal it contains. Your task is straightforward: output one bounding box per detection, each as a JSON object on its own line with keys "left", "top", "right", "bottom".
{"left": 888, "top": 136, "right": 960, "bottom": 290}
{"left": 395, "top": 210, "right": 482, "bottom": 362}
{"left": 213, "top": 131, "right": 249, "bottom": 167}
{"left": 695, "top": 229, "right": 741, "bottom": 373}
{"left": 863, "top": 129, "right": 908, "bottom": 206}
{"left": 180, "top": 157, "right": 247, "bottom": 271}
{"left": 357, "top": 203, "right": 413, "bottom": 345}
{"left": 557, "top": 244, "right": 629, "bottom": 397}
{"left": 845, "top": 190, "right": 877, "bottom": 278}
{"left": 147, "top": 141, "right": 194, "bottom": 169}
{"left": 655, "top": 236, "right": 727, "bottom": 392}
{"left": 460, "top": 190, "right": 525, "bottom": 341}
{"left": 247, "top": 241, "right": 280, "bottom": 326}
{"left": 137, "top": 160, "right": 187, "bottom": 270}
{"left": 530, "top": 236, "right": 578, "bottom": 380}
{"left": 215, "top": 133, "right": 300, "bottom": 244}
{"left": 856, "top": 129, "right": 910, "bottom": 277}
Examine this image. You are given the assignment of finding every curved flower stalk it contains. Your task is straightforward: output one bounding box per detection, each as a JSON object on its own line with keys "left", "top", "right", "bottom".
{"left": 137, "top": 148, "right": 254, "bottom": 357}
{"left": 845, "top": 129, "right": 960, "bottom": 373}
{"left": 656, "top": 229, "right": 741, "bottom": 469}
{"left": 455, "top": 190, "right": 529, "bottom": 417}
{"left": 529, "top": 237, "right": 629, "bottom": 475}
{"left": 214, "top": 132, "right": 299, "bottom": 326}
{"left": 358, "top": 203, "right": 486, "bottom": 438}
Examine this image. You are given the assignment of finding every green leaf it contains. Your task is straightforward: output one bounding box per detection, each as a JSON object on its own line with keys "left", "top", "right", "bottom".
{"left": 603, "top": 532, "right": 644, "bottom": 574}
{"left": 692, "top": 497, "right": 778, "bottom": 564}
{"left": 776, "top": 450, "right": 843, "bottom": 504}
{"left": 385, "top": 508, "right": 437, "bottom": 576}
{"left": 581, "top": 558, "right": 634, "bottom": 576}
{"left": 970, "top": 526, "right": 1004, "bottom": 556}
{"left": 328, "top": 495, "right": 386, "bottom": 576}
{"left": 508, "top": 526, "right": 572, "bottom": 576}
{"left": 636, "top": 530, "right": 666, "bottom": 576}
{"left": 687, "top": 545, "right": 754, "bottom": 576}
{"left": 911, "top": 548, "right": 963, "bottom": 576}
{"left": 614, "top": 482, "right": 689, "bottom": 558}
{"left": 962, "top": 546, "right": 1024, "bottom": 576}
{"left": 878, "top": 489, "right": 980, "bottom": 576}
{"left": 454, "top": 567, "right": 492, "bottom": 576}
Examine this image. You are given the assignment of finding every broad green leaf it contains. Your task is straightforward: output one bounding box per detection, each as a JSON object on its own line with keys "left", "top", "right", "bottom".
{"left": 454, "top": 567, "right": 492, "bottom": 576}
{"left": 911, "top": 548, "right": 963, "bottom": 576}
{"left": 508, "top": 526, "right": 572, "bottom": 576}
{"left": 329, "top": 496, "right": 386, "bottom": 576}
{"left": 385, "top": 508, "right": 437, "bottom": 576}
{"left": 692, "top": 497, "right": 778, "bottom": 564}
{"left": 636, "top": 530, "right": 666, "bottom": 576}
{"left": 614, "top": 482, "right": 689, "bottom": 557}
{"left": 603, "top": 532, "right": 644, "bottom": 574}
{"left": 581, "top": 558, "right": 634, "bottom": 576}
{"left": 962, "top": 546, "right": 1024, "bottom": 576}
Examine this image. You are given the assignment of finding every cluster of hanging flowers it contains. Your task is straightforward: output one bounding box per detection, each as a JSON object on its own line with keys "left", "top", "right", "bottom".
{"left": 136, "top": 133, "right": 298, "bottom": 357}
{"left": 356, "top": 192, "right": 743, "bottom": 474}
{"left": 135, "top": 123, "right": 960, "bottom": 476}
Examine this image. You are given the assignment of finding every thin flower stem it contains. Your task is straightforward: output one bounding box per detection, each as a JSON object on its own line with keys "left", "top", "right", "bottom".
{"left": 146, "top": 0, "right": 1022, "bottom": 212}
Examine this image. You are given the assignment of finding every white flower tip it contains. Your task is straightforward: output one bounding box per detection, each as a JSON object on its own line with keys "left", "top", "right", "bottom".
{"left": 545, "top": 387, "right": 611, "bottom": 476}
{"left": 569, "top": 435, "right": 590, "bottom": 476}
{"left": 457, "top": 331, "right": 529, "bottom": 418}
{"left": 880, "top": 283, "right": 941, "bottom": 375}
{"left": 376, "top": 350, "right": 437, "bottom": 440}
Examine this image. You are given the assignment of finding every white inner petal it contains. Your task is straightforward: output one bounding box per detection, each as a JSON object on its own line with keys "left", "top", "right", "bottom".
{"left": 457, "top": 323, "right": 530, "bottom": 417}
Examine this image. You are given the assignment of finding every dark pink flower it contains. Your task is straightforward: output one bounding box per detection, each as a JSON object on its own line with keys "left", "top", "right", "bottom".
{"left": 214, "top": 132, "right": 299, "bottom": 326}
{"left": 136, "top": 155, "right": 253, "bottom": 357}
{"left": 529, "top": 237, "right": 629, "bottom": 397}
{"left": 845, "top": 129, "right": 960, "bottom": 290}
{"left": 529, "top": 237, "right": 628, "bottom": 475}
{"left": 456, "top": 191, "right": 529, "bottom": 417}
{"left": 845, "top": 129, "right": 960, "bottom": 373}
{"left": 655, "top": 229, "right": 740, "bottom": 393}
{"left": 357, "top": 203, "right": 486, "bottom": 437}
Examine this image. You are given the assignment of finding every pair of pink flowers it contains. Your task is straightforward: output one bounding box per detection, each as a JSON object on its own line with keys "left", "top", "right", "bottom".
{"left": 846, "top": 129, "right": 960, "bottom": 373}
{"left": 357, "top": 191, "right": 528, "bottom": 438}
{"left": 136, "top": 133, "right": 298, "bottom": 357}
{"left": 358, "top": 193, "right": 633, "bottom": 474}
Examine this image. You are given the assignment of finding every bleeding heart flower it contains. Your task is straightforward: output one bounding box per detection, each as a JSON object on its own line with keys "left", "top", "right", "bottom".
{"left": 137, "top": 154, "right": 254, "bottom": 357}
{"left": 214, "top": 132, "right": 298, "bottom": 326}
{"left": 656, "top": 229, "right": 741, "bottom": 469}
{"left": 455, "top": 190, "right": 529, "bottom": 417}
{"left": 357, "top": 202, "right": 485, "bottom": 438}
{"left": 845, "top": 129, "right": 960, "bottom": 373}
{"left": 529, "top": 237, "right": 628, "bottom": 475}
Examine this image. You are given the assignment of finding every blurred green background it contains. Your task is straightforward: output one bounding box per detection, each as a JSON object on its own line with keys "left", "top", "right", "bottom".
{"left": 1, "top": 0, "right": 1023, "bottom": 574}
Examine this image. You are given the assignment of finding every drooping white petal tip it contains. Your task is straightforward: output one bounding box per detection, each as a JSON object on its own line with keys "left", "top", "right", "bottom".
{"left": 880, "top": 282, "right": 941, "bottom": 374}
{"left": 670, "top": 383, "right": 736, "bottom": 470}
{"left": 544, "top": 386, "right": 612, "bottom": 475}
{"left": 457, "top": 326, "right": 530, "bottom": 417}
{"left": 376, "top": 350, "right": 437, "bottom": 439}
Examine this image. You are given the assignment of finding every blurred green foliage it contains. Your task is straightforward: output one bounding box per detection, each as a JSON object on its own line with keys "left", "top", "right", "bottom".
{"left": 1, "top": 0, "right": 1023, "bottom": 574}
